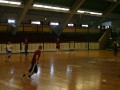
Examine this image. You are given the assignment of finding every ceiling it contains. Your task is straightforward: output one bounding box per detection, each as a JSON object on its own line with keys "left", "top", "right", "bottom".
{"left": 0, "top": 0, "right": 120, "bottom": 28}
{"left": 33, "top": 0, "right": 120, "bottom": 14}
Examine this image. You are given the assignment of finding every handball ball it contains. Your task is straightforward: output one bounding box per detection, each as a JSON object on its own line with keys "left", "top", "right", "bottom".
{"left": 102, "top": 79, "right": 106, "bottom": 84}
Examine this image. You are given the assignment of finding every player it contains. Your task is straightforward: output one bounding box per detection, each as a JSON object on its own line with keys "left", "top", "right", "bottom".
{"left": 113, "top": 40, "right": 119, "bottom": 56}
{"left": 23, "top": 38, "right": 28, "bottom": 62}
{"left": 22, "top": 45, "right": 42, "bottom": 79}
{"left": 5, "top": 41, "right": 13, "bottom": 62}
{"left": 56, "top": 38, "right": 60, "bottom": 54}
{"left": 56, "top": 43, "right": 60, "bottom": 52}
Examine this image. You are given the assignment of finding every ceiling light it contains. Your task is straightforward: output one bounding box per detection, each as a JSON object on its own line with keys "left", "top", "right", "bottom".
{"left": 0, "top": 0, "right": 21, "bottom": 5}
{"left": 77, "top": 10, "right": 85, "bottom": 13}
{"left": 33, "top": 4, "right": 69, "bottom": 11}
{"left": 0, "top": 0, "right": 9, "bottom": 3}
{"left": 9, "top": 1, "right": 21, "bottom": 5}
{"left": 90, "top": 12, "right": 102, "bottom": 15}
{"left": 77, "top": 10, "right": 102, "bottom": 16}
{"left": 33, "top": 4, "right": 102, "bottom": 16}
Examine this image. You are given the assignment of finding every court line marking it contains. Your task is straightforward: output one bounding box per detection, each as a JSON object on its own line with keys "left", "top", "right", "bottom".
{"left": 0, "top": 79, "right": 23, "bottom": 90}
{"left": 68, "top": 65, "right": 81, "bottom": 68}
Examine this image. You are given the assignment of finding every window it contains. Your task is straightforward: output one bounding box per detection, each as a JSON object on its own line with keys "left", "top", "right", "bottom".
{"left": 31, "top": 21, "right": 41, "bottom": 25}
{"left": 8, "top": 19, "right": 15, "bottom": 24}
{"left": 50, "top": 22, "right": 59, "bottom": 26}
{"left": 82, "top": 24, "right": 88, "bottom": 27}
{"left": 68, "top": 23, "right": 74, "bottom": 27}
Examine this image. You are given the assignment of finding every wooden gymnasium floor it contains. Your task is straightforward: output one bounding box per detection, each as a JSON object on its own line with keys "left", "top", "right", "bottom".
{"left": 0, "top": 50, "right": 120, "bottom": 90}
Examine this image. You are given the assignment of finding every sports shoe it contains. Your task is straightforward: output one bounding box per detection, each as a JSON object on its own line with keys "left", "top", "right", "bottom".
{"left": 22, "top": 74, "right": 26, "bottom": 77}
{"left": 27, "top": 75, "right": 31, "bottom": 79}
{"left": 5, "top": 60, "right": 9, "bottom": 62}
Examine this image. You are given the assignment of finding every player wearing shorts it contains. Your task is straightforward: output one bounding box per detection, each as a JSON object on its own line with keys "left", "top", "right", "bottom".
{"left": 22, "top": 45, "right": 42, "bottom": 79}
{"left": 5, "top": 41, "right": 13, "bottom": 62}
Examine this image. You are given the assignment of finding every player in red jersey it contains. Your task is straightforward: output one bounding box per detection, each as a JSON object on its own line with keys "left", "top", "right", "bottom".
{"left": 22, "top": 45, "right": 42, "bottom": 79}
{"left": 56, "top": 38, "right": 60, "bottom": 54}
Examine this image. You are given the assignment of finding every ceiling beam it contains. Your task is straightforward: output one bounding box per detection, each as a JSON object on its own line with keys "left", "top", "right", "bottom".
{"left": 97, "top": 2, "right": 118, "bottom": 25}
{"left": 16, "top": 0, "right": 33, "bottom": 27}
{"left": 106, "top": 0, "right": 120, "bottom": 4}
{"left": 103, "top": 3, "right": 118, "bottom": 15}
{"left": 61, "top": 0, "right": 85, "bottom": 30}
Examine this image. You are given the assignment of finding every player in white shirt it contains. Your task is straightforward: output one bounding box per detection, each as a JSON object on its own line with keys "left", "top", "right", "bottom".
{"left": 5, "top": 41, "right": 13, "bottom": 62}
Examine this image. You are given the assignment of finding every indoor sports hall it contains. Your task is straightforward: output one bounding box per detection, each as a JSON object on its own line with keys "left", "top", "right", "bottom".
{"left": 0, "top": 0, "right": 120, "bottom": 90}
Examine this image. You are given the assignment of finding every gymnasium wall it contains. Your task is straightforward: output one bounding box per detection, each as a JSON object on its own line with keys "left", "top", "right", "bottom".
{"left": 0, "top": 24, "right": 101, "bottom": 33}
{"left": 0, "top": 24, "right": 105, "bottom": 52}
{"left": 0, "top": 42, "right": 99, "bottom": 53}
{"left": 0, "top": 24, "right": 102, "bottom": 43}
